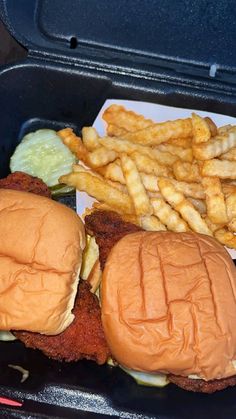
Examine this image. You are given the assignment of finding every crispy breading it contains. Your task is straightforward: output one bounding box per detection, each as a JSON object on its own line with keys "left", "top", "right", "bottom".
{"left": 14, "top": 281, "right": 110, "bottom": 364}
{"left": 85, "top": 210, "right": 142, "bottom": 270}
{"left": 168, "top": 374, "right": 236, "bottom": 393}
{"left": 0, "top": 171, "right": 51, "bottom": 197}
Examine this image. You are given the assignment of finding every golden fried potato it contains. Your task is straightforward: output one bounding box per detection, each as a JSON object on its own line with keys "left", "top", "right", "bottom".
{"left": 120, "top": 154, "right": 152, "bottom": 216}
{"left": 214, "top": 228, "right": 236, "bottom": 249}
{"left": 106, "top": 124, "right": 128, "bottom": 137}
{"left": 82, "top": 127, "right": 100, "bottom": 150}
{"left": 60, "top": 105, "right": 236, "bottom": 253}
{"left": 226, "top": 192, "right": 236, "bottom": 219}
{"left": 103, "top": 104, "right": 153, "bottom": 132}
{"left": 202, "top": 159, "right": 236, "bottom": 179}
{"left": 228, "top": 218, "right": 236, "bottom": 233}
{"left": 202, "top": 176, "right": 228, "bottom": 224}
{"left": 193, "top": 127, "right": 236, "bottom": 160}
{"left": 226, "top": 192, "right": 236, "bottom": 232}
{"left": 204, "top": 117, "right": 218, "bottom": 137}
{"left": 188, "top": 198, "right": 206, "bottom": 215}
{"left": 169, "top": 178, "right": 205, "bottom": 199}
{"left": 158, "top": 178, "right": 212, "bottom": 235}
{"left": 220, "top": 148, "right": 236, "bottom": 161}
{"left": 87, "top": 147, "right": 118, "bottom": 167}
{"left": 131, "top": 152, "right": 170, "bottom": 177}
{"left": 101, "top": 162, "right": 205, "bottom": 198}
{"left": 156, "top": 144, "right": 193, "bottom": 162}
{"left": 218, "top": 125, "right": 232, "bottom": 135}
{"left": 99, "top": 136, "right": 178, "bottom": 165}
{"left": 222, "top": 183, "right": 236, "bottom": 197}
{"left": 139, "top": 215, "right": 166, "bottom": 231}
{"left": 167, "top": 137, "right": 192, "bottom": 148}
{"left": 123, "top": 118, "right": 193, "bottom": 146}
{"left": 203, "top": 216, "right": 225, "bottom": 234}
{"left": 173, "top": 161, "right": 202, "bottom": 183}
{"left": 192, "top": 113, "right": 211, "bottom": 144}
{"left": 151, "top": 197, "right": 189, "bottom": 232}
{"left": 59, "top": 171, "right": 134, "bottom": 214}
{"left": 58, "top": 128, "right": 89, "bottom": 164}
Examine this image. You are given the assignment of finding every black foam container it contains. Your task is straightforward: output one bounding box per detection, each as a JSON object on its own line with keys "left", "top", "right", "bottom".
{"left": 0, "top": 1, "right": 236, "bottom": 417}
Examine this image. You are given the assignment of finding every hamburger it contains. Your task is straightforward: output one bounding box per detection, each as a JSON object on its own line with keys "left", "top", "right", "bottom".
{"left": 0, "top": 174, "right": 110, "bottom": 364}
{"left": 85, "top": 210, "right": 236, "bottom": 392}
{"left": 0, "top": 187, "right": 85, "bottom": 335}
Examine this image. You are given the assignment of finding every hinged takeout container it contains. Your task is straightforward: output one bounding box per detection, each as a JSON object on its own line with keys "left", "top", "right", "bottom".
{"left": 0, "top": 0, "right": 236, "bottom": 417}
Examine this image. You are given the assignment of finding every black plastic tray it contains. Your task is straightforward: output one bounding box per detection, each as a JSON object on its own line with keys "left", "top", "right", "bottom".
{"left": 0, "top": 1, "right": 236, "bottom": 417}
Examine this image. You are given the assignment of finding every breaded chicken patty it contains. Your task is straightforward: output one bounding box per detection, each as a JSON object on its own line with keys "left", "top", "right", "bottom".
{"left": 14, "top": 281, "right": 110, "bottom": 364}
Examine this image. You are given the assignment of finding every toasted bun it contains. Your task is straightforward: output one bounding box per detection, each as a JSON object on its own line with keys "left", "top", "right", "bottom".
{"left": 102, "top": 231, "right": 236, "bottom": 381}
{"left": 0, "top": 189, "right": 85, "bottom": 335}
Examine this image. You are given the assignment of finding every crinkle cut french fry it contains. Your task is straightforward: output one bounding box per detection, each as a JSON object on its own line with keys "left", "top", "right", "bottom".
{"left": 204, "top": 117, "right": 218, "bottom": 137}
{"left": 218, "top": 125, "right": 232, "bottom": 135}
{"left": 140, "top": 215, "right": 166, "bottom": 231}
{"left": 101, "top": 161, "right": 205, "bottom": 199}
{"left": 192, "top": 113, "right": 211, "bottom": 144}
{"left": 222, "top": 183, "right": 236, "bottom": 197}
{"left": 228, "top": 218, "right": 236, "bottom": 233}
{"left": 169, "top": 178, "right": 205, "bottom": 199}
{"left": 120, "top": 154, "right": 152, "bottom": 216}
{"left": 158, "top": 178, "right": 212, "bottom": 236}
{"left": 220, "top": 148, "right": 236, "bottom": 161}
{"left": 101, "top": 161, "right": 205, "bottom": 198}
{"left": 156, "top": 144, "right": 193, "bottom": 162}
{"left": 203, "top": 217, "right": 225, "bottom": 234}
{"left": 59, "top": 171, "right": 134, "bottom": 214}
{"left": 82, "top": 127, "right": 100, "bottom": 150}
{"left": 193, "top": 127, "right": 236, "bottom": 160}
{"left": 99, "top": 136, "right": 178, "bottom": 165}
{"left": 123, "top": 118, "right": 193, "bottom": 146}
{"left": 98, "top": 161, "right": 125, "bottom": 184}
{"left": 102, "top": 104, "right": 154, "bottom": 132}
{"left": 202, "top": 159, "right": 236, "bottom": 179}
{"left": 214, "top": 228, "right": 236, "bottom": 249}
{"left": 167, "top": 137, "right": 192, "bottom": 148}
{"left": 106, "top": 124, "right": 128, "bottom": 137}
{"left": 73, "top": 163, "right": 127, "bottom": 193}
{"left": 188, "top": 198, "right": 206, "bottom": 215}
{"left": 87, "top": 147, "right": 118, "bottom": 167}
{"left": 58, "top": 128, "right": 88, "bottom": 164}
{"left": 226, "top": 192, "right": 236, "bottom": 219}
{"left": 226, "top": 192, "right": 236, "bottom": 232}
{"left": 151, "top": 197, "right": 189, "bottom": 232}
{"left": 131, "top": 152, "right": 170, "bottom": 177}
{"left": 173, "top": 161, "right": 202, "bottom": 183}
{"left": 202, "top": 176, "right": 228, "bottom": 224}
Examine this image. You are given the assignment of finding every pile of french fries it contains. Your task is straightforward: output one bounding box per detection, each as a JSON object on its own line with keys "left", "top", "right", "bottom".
{"left": 58, "top": 104, "right": 236, "bottom": 250}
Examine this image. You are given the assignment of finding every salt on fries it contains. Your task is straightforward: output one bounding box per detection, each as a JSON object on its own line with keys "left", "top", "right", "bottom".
{"left": 58, "top": 105, "right": 236, "bottom": 250}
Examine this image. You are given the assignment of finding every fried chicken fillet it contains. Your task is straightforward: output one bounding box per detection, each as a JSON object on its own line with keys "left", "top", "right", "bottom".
{"left": 84, "top": 210, "right": 236, "bottom": 393}
{"left": 0, "top": 171, "right": 51, "bottom": 197}
{"left": 0, "top": 172, "right": 110, "bottom": 364}
{"left": 85, "top": 210, "right": 142, "bottom": 270}
{"left": 14, "top": 280, "right": 110, "bottom": 364}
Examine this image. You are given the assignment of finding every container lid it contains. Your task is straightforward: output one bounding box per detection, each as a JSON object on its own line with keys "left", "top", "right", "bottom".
{"left": 1, "top": 0, "right": 236, "bottom": 83}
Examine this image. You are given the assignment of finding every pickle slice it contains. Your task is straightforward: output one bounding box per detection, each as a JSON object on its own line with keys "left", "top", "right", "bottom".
{"left": 10, "top": 129, "right": 76, "bottom": 186}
